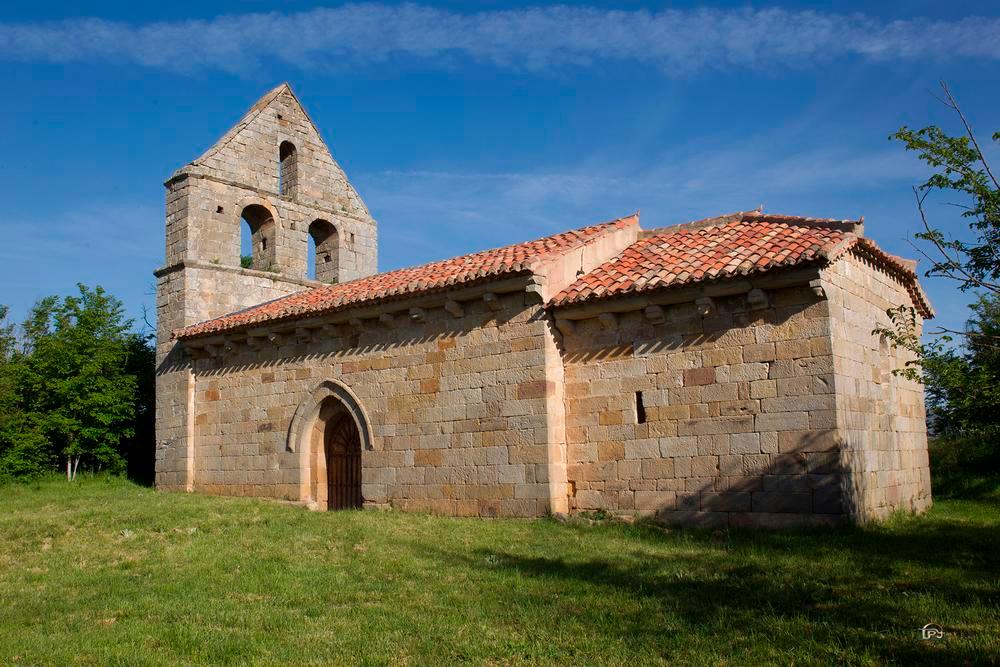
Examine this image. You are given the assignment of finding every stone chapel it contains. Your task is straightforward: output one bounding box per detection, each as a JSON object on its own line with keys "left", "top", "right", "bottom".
{"left": 155, "top": 84, "right": 933, "bottom": 527}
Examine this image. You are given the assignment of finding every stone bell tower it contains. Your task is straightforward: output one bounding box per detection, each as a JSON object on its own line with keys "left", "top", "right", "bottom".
{"left": 154, "top": 83, "right": 378, "bottom": 490}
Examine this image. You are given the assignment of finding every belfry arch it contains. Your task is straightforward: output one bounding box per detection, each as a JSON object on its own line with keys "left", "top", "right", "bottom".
{"left": 288, "top": 380, "right": 373, "bottom": 510}
{"left": 308, "top": 219, "right": 340, "bottom": 282}
{"left": 240, "top": 204, "right": 276, "bottom": 270}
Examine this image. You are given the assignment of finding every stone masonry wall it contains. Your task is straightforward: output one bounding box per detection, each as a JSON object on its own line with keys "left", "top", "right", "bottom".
{"left": 187, "top": 290, "right": 563, "bottom": 517}
{"left": 187, "top": 85, "right": 372, "bottom": 227}
{"left": 156, "top": 85, "right": 379, "bottom": 491}
{"left": 562, "top": 285, "right": 843, "bottom": 528}
{"left": 824, "top": 254, "right": 932, "bottom": 520}
{"left": 166, "top": 153, "right": 377, "bottom": 286}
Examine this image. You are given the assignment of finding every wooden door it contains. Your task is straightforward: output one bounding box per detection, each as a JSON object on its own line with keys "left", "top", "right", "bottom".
{"left": 325, "top": 415, "right": 362, "bottom": 510}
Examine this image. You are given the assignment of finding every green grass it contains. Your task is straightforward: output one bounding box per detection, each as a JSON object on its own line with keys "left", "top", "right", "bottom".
{"left": 1, "top": 478, "right": 998, "bottom": 665}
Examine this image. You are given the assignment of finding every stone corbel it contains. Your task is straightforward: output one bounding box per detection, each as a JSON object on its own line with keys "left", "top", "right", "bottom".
{"left": 483, "top": 292, "right": 501, "bottom": 311}
{"left": 524, "top": 276, "right": 546, "bottom": 301}
{"left": 267, "top": 331, "right": 283, "bottom": 346}
{"left": 808, "top": 278, "right": 826, "bottom": 298}
{"left": 295, "top": 327, "right": 313, "bottom": 343}
{"left": 184, "top": 342, "right": 208, "bottom": 359}
{"left": 204, "top": 343, "right": 222, "bottom": 357}
{"left": 444, "top": 299, "right": 464, "bottom": 318}
{"left": 695, "top": 296, "right": 716, "bottom": 317}
{"left": 379, "top": 312, "right": 396, "bottom": 328}
{"left": 598, "top": 312, "right": 618, "bottom": 330}
{"left": 409, "top": 307, "right": 426, "bottom": 323}
{"left": 554, "top": 318, "right": 576, "bottom": 335}
{"left": 644, "top": 304, "right": 667, "bottom": 325}
{"left": 747, "top": 288, "right": 769, "bottom": 310}
{"left": 348, "top": 317, "right": 364, "bottom": 330}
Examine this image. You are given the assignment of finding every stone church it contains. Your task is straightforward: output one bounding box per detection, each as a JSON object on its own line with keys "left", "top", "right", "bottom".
{"left": 155, "top": 84, "right": 933, "bottom": 527}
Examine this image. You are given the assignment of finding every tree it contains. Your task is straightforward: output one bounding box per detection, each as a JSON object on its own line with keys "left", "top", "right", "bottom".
{"left": 878, "top": 82, "right": 1000, "bottom": 369}
{"left": 903, "top": 294, "right": 1000, "bottom": 436}
{"left": 11, "top": 286, "right": 148, "bottom": 480}
{"left": 879, "top": 83, "right": 1000, "bottom": 495}
{"left": 892, "top": 82, "right": 1000, "bottom": 303}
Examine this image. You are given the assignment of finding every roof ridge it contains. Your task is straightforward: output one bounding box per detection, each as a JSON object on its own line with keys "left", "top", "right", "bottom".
{"left": 638, "top": 210, "right": 752, "bottom": 238}
{"left": 743, "top": 211, "right": 864, "bottom": 234}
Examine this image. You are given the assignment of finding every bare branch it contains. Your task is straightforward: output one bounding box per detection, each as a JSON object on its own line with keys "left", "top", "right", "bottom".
{"left": 940, "top": 81, "right": 999, "bottom": 190}
{"left": 140, "top": 304, "right": 155, "bottom": 337}
{"left": 926, "top": 325, "right": 1000, "bottom": 343}
{"left": 912, "top": 186, "right": 1000, "bottom": 294}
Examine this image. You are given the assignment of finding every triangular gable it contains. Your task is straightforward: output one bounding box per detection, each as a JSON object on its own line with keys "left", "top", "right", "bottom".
{"left": 179, "top": 83, "right": 370, "bottom": 220}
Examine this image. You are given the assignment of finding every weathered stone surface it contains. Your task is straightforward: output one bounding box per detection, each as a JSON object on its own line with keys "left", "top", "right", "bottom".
{"left": 156, "top": 86, "right": 932, "bottom": 529}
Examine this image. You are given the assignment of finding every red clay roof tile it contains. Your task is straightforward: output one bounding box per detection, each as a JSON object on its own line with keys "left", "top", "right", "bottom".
{"left": 551, "top": 212, "right": 933, "bottom": 318}
{"left": 174, "top": 213, "right": 639, "bottom": 340}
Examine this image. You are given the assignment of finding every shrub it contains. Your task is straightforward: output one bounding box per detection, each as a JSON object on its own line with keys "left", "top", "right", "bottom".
{"left": 929, "top": 432, "right": 1000, "bottom": 499}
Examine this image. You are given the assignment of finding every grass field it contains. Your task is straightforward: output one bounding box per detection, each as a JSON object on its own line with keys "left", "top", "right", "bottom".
{"left": 1, "top": 478, "right": 998, "bottom": 665}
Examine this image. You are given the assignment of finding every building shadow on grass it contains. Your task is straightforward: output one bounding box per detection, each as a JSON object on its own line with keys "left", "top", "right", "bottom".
{"left": 412, "top": 514, "right": 999, "bottom": 665}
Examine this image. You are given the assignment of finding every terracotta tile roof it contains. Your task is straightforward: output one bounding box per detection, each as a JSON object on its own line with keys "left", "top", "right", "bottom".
{"left": 174, "top": 213, "right": 639, "bottom": 340}
{"left": 551, "top": 211, "right": 933, "bottom": 317}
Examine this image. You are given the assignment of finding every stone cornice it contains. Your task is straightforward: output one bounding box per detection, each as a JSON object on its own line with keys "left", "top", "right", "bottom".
{"left": 163, "top": 170, "right": 375, "bottom": 227}
{"left": 153, "top": 258, "right": 327, "bottom": 288}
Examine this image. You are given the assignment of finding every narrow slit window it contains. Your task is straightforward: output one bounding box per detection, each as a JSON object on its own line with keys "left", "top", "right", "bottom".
{"left": 635, "top": 391, "right": 647, "bottom": 424}
{"left": 279, "top": 141, "right": 298, "bottom": 196}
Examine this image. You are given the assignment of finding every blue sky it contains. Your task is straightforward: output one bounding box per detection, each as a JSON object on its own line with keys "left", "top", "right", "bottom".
{"left": 1, "top": 1, "right": 999, "bottom": 338}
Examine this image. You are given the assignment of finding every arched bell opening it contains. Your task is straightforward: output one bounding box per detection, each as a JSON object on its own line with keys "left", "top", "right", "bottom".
{"left": 240, "top": 204, "right": 276, "bottom": 270}
{"left": 308, "top": 218, "right": 339, "bottom": 283}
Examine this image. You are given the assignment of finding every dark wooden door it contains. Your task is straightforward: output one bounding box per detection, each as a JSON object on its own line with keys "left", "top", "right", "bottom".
{"left": 325, "top": 415, "right": 362, "bottom": 510}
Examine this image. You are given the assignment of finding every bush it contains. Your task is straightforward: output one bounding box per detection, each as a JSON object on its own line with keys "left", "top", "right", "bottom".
{"left": 929, "top": 432, "right": 1000, "bottom": 499}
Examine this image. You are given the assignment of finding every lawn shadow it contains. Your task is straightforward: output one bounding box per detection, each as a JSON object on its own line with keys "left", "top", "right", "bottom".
{"left": 410, "top": 511, "right": 999, "bottom": 665}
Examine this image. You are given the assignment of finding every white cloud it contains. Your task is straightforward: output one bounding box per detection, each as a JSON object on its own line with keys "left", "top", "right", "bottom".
{"left": 357, "top": 137, "right": 930, "bottom": 275}
{"left": 0, "top": 4, "right": 998, "bottom": 74}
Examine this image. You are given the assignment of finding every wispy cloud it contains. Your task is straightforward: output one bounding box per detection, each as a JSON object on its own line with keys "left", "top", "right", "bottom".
{"left": 1, "top": 4, "right": 998, "bottom": 74}
{"left": 360, "top": 139, "right": 930, "bottom": 271}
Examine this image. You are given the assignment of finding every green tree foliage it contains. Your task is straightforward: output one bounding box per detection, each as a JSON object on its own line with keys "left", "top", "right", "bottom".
{"left": 896, "top": 295, "right": 1000, "bottom": 436}
{"left": 0, "top": 286, "right": 154, "bottom": 481}
{"left": 890, "top": 83, "right": 999, "bottom": 297}
{"left": 878, "top": 82, "right": 1000, "bottom": 393}
{"left": 879, "top": 83, "right": 1000, "bottom": 495}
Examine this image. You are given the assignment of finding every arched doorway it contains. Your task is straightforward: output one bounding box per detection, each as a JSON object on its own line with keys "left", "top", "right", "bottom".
{"left": 309, "top": 396, "right": 362, "bottom": 510}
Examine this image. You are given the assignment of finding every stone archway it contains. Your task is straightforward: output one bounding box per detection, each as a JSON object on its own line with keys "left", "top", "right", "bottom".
{"left": 310, "top": 397, "right": 362, "bottom": 510}
{"left": 287, "top": 379, "right": 373, "bottom": 509}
